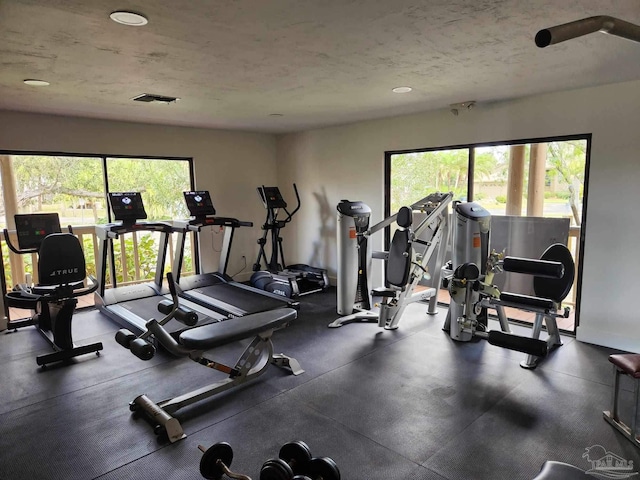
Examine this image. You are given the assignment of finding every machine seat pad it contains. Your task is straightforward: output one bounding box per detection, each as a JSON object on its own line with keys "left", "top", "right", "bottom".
{"left": 178, "top": 308, "right": 297, "bottom": 350}
{"left": 609, "top": 354, "right": 640, "bottom": 378}
{"left": 371, "top": 287, "right": 398, "bottom": 298}
{"left": 532, "top": 461, "right": 589, "bottom": 479}
{"left": 499, "top": 292, "right": 555, "bottom": 311}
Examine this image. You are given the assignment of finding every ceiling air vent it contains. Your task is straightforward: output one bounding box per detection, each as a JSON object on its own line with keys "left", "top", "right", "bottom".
{"left": 132, "top": 93, "right": 180, "bottom": 104}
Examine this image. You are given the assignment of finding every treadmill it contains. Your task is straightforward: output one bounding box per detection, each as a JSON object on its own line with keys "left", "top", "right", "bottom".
{"left": 95, "top": 192, "right": 225, "bottom": 339}
{"left": 172, "top": 190, "right": 299, "bottom": 317}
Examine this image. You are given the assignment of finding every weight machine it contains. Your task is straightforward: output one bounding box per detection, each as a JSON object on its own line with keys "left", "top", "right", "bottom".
{"left": 329, "top": 191, "right": 453, "bottom": 330}
{"left": 442, "top": 202, "right": 574, "bottom": 368}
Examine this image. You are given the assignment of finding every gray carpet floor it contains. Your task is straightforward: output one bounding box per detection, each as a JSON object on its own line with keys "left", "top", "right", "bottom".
{"left": 1, "top": 290, "right": 638, "bottom": 480}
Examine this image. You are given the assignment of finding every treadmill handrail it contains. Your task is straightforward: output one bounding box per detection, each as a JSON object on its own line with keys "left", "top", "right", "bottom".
{"left": 97, "top": 221, "right": 174, "bottom": 239}
{"left": 187, "top": 216, "right": 253, "bottom": 230}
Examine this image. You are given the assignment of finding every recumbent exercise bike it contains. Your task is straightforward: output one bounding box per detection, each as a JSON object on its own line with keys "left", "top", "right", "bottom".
{"left": 2, "top": 213, "right": 102, "bottom": 367}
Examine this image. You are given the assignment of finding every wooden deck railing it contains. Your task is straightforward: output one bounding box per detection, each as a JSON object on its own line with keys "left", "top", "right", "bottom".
{"left": 2, "top": 223, "right": 579, "bottom": 304}
{"left": 1, "top": 224, "right": 194, "bottom": 292}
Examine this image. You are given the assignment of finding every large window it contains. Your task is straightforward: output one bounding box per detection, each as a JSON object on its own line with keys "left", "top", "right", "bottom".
{"left": 386, "top": 135, "right": 589, "bottom": 333}
{"left": 1, "top": 153, "right": 193, "bottom": 296}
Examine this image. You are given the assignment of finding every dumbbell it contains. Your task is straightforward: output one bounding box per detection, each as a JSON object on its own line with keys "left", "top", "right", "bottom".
{"left": 260, "top": 441, "right": 311, "bottom": 480}
{"left": 305, "top": 457, "right": 341, "bottom": 480}
{"left": 260, "top": 442, "right": 340, "bottom": 480}
{"left": 199, "top": 443, "right": 252, "bottom": 480}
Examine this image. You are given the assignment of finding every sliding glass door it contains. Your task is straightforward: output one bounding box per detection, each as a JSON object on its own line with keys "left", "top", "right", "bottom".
{"left": 387, "top": 135, "right": 589, "bottom": 333}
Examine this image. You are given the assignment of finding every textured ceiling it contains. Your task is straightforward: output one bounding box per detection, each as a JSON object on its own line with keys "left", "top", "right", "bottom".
{"left": 1, "top": 0, "right": 639, "bottom": 133}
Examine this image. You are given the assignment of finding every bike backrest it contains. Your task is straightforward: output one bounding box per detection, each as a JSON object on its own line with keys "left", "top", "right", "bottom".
{"left": 38, "top": 233, "right": 87, "bottom": 286}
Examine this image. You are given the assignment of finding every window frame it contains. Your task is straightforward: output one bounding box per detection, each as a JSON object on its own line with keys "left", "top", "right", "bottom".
{"left": 384, "top": 133, "right": 591, "bottom": 333}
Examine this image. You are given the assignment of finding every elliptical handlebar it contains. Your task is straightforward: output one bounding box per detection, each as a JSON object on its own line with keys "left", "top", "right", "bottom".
{"left": 274, "top": 183, "right": 301, "bottom": 224}
{"left": 285, "top": 183, "right": 301, "bottom": 221}
{"left": 258, "top": 183, "right": 301, "bottom": 224}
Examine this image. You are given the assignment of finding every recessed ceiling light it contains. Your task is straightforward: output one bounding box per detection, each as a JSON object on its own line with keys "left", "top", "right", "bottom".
{"left": 110, "top": 11, "right": 148, "bottom": 26}
{"left": 24, "top": 79, "right": 50, "bottom": 86}
{"left": 392, "top": 86, "right": 412, "bottom": 94}
{"left": 269, "top": 113, "right": 284, "bottom": 117}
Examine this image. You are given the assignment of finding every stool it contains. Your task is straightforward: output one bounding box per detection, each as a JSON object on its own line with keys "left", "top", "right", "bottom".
{"left": 603, "top": 353, "right": 640, "bottom": 449}
{"left": 532, "top": 461, "right": 589, "bottom": 479}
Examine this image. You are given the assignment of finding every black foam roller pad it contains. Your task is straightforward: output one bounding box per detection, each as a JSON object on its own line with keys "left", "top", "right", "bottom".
{"left": 499, "top": 292, "right": 555, "bottom": 311}
{"left": 487, "top": 330, "right": 548, "bottom": 357}
{"left": 503, "top": 257, "right": 564, "bottom": 278}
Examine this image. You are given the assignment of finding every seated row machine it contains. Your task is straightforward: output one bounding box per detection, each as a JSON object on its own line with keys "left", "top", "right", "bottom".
{"left": 2, "top": 213, "right": 102, "bottom": 367}
{"left": 116, "top": 273, "right": 303, "bottom": 442}
{"left": 443, "top": 202, "right": 575, "bottom": 368}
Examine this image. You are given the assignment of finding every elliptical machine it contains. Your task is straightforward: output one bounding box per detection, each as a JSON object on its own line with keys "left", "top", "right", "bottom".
{"left": 250, "top": 184, "right": 329, "bottom": 298}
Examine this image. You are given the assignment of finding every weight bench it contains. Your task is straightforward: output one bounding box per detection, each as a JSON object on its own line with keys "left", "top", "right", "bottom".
{"left": 116, "top": 273, "right": 303, "bottom": 443}
{"left": 603, "top": 353, "right": 640, "bottom": 449}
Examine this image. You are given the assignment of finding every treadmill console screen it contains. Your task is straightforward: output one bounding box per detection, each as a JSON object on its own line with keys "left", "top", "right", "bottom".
{"left": 258, "top": 186, "right": 287, "bottom": 209}
{"left": 14, "top": 213, "right": 62, "bottom": 250}
{"left": 184, "top": 191, "right": 216, "bottom": 217}
{"left": 108, "top": 192, "right": 147, "bottom": 222}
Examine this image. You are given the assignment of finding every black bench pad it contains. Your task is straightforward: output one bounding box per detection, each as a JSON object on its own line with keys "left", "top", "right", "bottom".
{"left": 178, "top": 308, "right": 297, "bottom": 350}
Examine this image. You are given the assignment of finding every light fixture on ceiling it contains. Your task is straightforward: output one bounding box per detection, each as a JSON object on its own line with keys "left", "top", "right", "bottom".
{"left": 392, "top": 86, "right": 413, "bottom": 94}
{"left": 132, "top": 93, "right": 179, "bottom": 104}
{"left": 23, "top": 79, "right": 50, "bottom": 86}
{"left": 450, "top": 100, "right": 476, "bottom": 116}
{"left": 110, "top": 11, "right": 148, "bottom": 26}
{"left": 269, "top": 113, "right": 284, "bottom": 117}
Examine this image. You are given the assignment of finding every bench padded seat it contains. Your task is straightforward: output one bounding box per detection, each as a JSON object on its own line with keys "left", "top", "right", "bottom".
{"left": 178, "top": 308, "right": 297, "bottom": 350}
{"left": 609, "top": 354, "right": 640, "bottom": 378}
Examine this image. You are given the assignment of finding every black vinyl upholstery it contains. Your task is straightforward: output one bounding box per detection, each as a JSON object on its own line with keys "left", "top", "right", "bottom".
{"left": 386, "top": 228, "right": 411, "bottom": 288}
{"left": 396, "top": 206, "right": 413, "bottom": 228}
{"left": 38, "top": 234, "right": 87, "bottom": 286}
{"left": 178, "top": 308, "right": 297, "bottom": 350}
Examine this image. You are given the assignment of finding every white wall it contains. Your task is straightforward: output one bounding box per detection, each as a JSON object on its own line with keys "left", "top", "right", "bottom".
{"left": 0, "top": 111, "right": 277, "bottom": 279}
{"left": 2, "top": 79, "right": 639, "bottom": 351}
{"left": 276, "top": 79, "right": 640, "bottom": 353}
